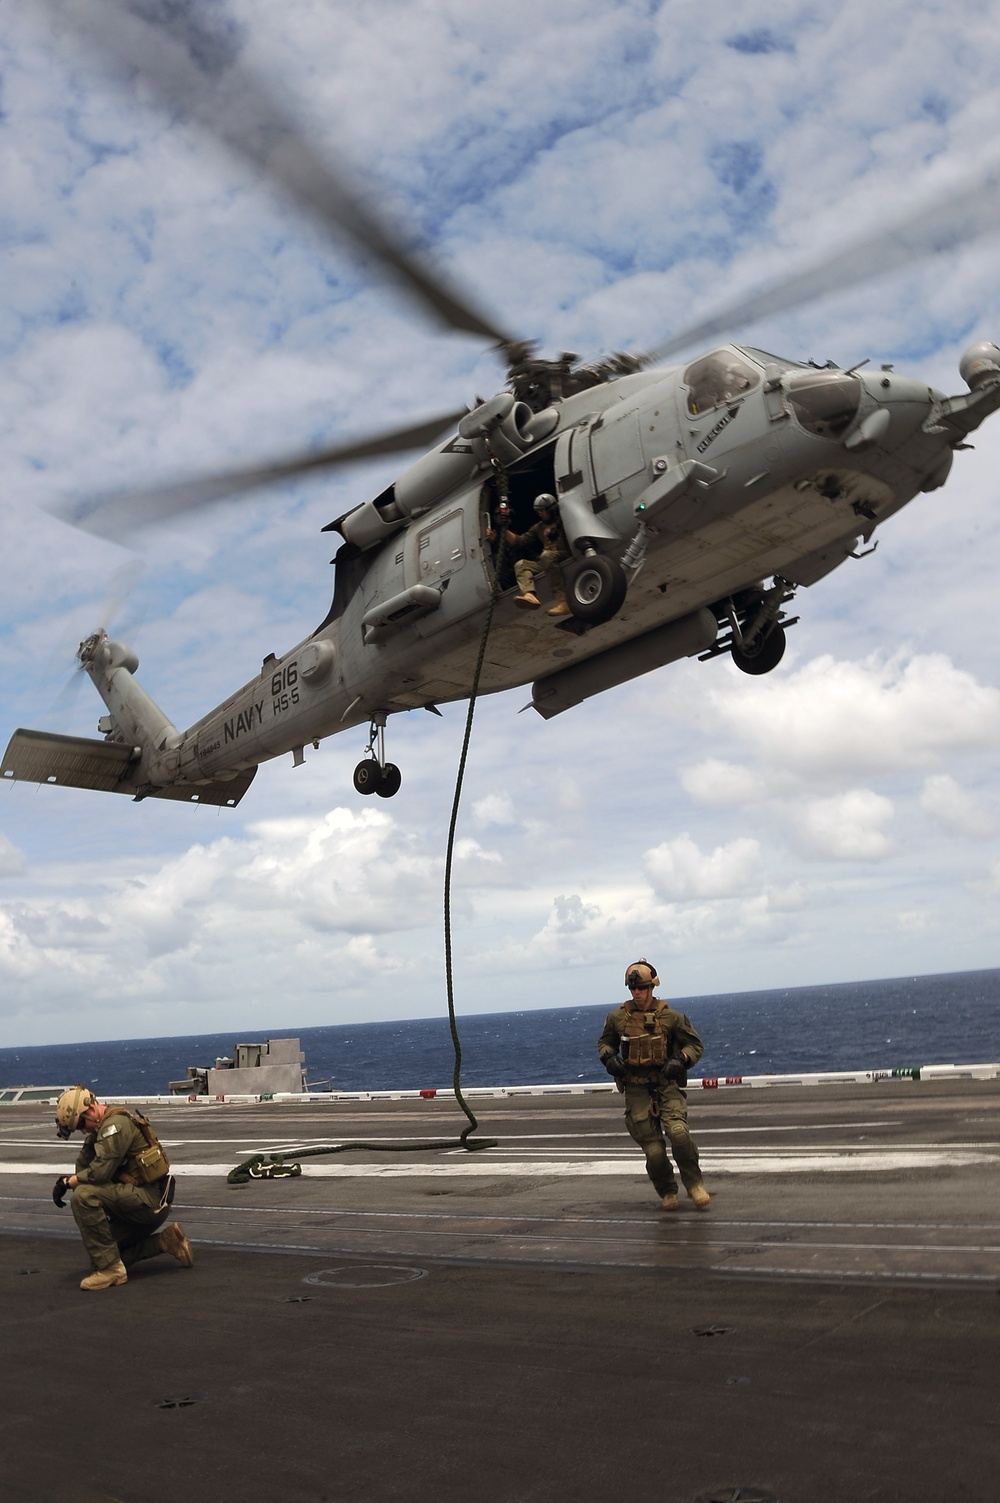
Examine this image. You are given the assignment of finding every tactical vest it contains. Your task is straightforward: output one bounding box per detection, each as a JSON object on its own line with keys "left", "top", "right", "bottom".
{"left": 103, "top": 1106, "right": 171, "bottom": 1186}
{"left": 621, "top": 1007, "right": 668, "bottom": 1068}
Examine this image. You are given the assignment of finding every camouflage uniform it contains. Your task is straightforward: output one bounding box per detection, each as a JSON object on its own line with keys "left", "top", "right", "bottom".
{"left": 509, "top": 514, "right": 569, "bottom": 599}
{"left": 72, "top": 1108, "right": 173, "bottom": 1272}
{"left": 598, "top": 1000, "right": 706, "bottom": 1199}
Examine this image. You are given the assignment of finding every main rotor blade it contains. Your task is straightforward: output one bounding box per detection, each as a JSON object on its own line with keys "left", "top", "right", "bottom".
{"left": 28, "top": 0, "right": 510, "bottom": 344}
{"left": 92, "top": 557, "right": 147, "bottom": 632}
{"left": 53, "top": 409, "right": 466, "bottom": 540}
{"left": 44, "top": 558, "right": 146, "bottom": 706}
{"left": 643, "top": 161, "right": 1000, "bottom": 363}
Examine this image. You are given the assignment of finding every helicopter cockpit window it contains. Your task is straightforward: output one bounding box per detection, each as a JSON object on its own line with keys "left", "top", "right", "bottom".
{"left": 684, "top": 351, "right": 760, "bottom": 415}
{"left": 785, "top": 371, "right": 862, "bottom": 440}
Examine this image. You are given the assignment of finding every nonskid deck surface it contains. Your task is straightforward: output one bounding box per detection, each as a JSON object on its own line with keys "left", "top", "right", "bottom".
{"left": 2, "top": 1080, "right": 999, "bottom": 1503}
{"left": 3, "top": 1078, "right": 999, "bottom": 1283}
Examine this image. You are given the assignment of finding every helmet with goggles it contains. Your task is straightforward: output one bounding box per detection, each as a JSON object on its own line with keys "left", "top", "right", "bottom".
{"left": 624, "top": 959, "right": 659, "bottom": 991}
{"left": 55, "top": 1085, "right": 95, "bottom": 1140}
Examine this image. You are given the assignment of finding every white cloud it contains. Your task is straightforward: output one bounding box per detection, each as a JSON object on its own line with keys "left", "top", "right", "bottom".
{"left": 705, "top": 654, "right": 1000, "bottom": 783}
{"left": 0, "top": 833, "right": 27, "bottom": 878}
{"left": 645, "top": 833, "right": 762, "bottom": 899}
{"left": 551, "top": 893, "right": 600, "bottom": 933}
{"left": 0, "top": 806, "right": 439, "bottom": 988}
{"left": 919, "top": 774, "right": 1000, "bottom": 838}
{"left": 638, "top": 892, "right": 802, "bottom": 953}
{"left": 471, "top": 792, "right": 517, "bottom": 828}
{"left": 679, "top": 758, "right": 765, "bottom": 807}
{"left": 792, "top": 789, "right": 895, "bottom": 861}
{"left": 453, "top": 836, "right": 502, "bottom": 865}
{"left": 966, "top": 861, "right": 1000, "bottom": 899}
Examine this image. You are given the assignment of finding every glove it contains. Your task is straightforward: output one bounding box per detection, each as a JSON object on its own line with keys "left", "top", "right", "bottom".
{"left": 662, "top": 1058, "right": 686, "bottom": 1083}
{"left": 602, "top": 1054, "right": 625, "bottom": 1079}
{"left": 52, "top": 1176, "right": 69, "bottom": 1208}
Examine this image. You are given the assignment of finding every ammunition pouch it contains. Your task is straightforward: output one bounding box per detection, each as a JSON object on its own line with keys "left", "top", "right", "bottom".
{"left": 623, "top": 1033, "right": 666, "bottom": 1067}
{"left": 622, "top": 1011, "right": 668, "bottom": 1068}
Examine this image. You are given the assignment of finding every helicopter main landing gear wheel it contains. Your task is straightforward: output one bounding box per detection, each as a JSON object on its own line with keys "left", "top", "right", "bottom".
{"left": 353, "top": 714, "right": 402, "bottom": 798}
{"left": 353, "top": 759, "right": 402, "bottom": 796}
{"left": 564, "top": 553, "right": 628, "bottom": 625}
{"left": 375, "top": 762, "right": 401, "bottom": 797}
{"left": 731, "top": 623, "right": 786, "bottom": 675}
{"left": 353, "top": 760, "right": 381, "bottom": 795}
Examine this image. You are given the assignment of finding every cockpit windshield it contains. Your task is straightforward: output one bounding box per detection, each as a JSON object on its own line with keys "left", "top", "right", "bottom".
{"left": 683, "top": 350, "right": 760, "bottom": 415}
{"left": 785, "top": 370, "right": 861, "bottom": 439}
{"left": 739, "top": 347, "right": 806, "bottom": 372}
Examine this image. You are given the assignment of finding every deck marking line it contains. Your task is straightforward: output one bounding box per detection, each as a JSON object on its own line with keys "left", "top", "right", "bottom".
{"left": 711, "top": 1265, "right": 1000, "bottom": 1283}
{"left": 1, "top": 1146, "right": 999, "bottom": 1178}
{"left": 6, "top": 1193, "right": 1000, "bottom": 1235}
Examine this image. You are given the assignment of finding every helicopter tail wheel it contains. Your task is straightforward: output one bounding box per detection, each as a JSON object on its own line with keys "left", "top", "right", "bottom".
{"left": 731, "top": 623, "right": 786, "bottom": 676}
{"left": 564, "top": 555, "right": 628, "bottom": 625}
{"left": 375, "top": 762, "right": 402, "bottom": 798}
{"left": 353, "top": 759, "right": 382, "bottom": 795}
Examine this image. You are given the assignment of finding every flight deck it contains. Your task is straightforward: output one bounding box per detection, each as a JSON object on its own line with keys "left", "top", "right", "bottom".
{"left": 2, "top": 1077, "right": 998, "bottom": 1502}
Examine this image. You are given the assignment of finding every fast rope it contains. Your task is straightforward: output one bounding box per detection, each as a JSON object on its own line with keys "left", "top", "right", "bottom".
{"left": 227, "top": 459, "right": 511, "bottom": 1186}
{"left": 441, "top": 455, "right": 510, "bottom": 1150}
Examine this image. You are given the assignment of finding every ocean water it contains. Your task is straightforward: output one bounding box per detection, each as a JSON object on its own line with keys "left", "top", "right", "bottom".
{"left": 1, "top": 967, "right": 998, "bottom": 1097}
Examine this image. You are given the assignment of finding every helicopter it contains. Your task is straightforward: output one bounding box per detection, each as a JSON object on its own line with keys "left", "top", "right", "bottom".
{"left": 3, "top": 2, "right": 1000, "bottom": 808}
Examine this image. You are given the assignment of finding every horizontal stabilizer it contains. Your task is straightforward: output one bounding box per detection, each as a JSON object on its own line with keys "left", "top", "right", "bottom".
{"left": 1, "top": 729, "right": 256, "bottom": 807}
{"left": 144, "top": 770, "right": 257, "bottom": 807}
{"left": 2, "top": 729, "right": 139, "bottom": 792}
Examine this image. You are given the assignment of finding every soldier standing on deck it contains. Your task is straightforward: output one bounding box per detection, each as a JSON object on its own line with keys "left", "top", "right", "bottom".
{"left": 53, "top": 1085, "right": 194, "bottom": 1290}
{"left": 598, "top": 960, "right": 711, "bottom": 1211}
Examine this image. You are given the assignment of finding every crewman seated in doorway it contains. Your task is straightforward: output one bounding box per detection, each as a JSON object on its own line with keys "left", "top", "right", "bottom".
{"left": 492, "top": 493, "right": 571, "bottom": 616}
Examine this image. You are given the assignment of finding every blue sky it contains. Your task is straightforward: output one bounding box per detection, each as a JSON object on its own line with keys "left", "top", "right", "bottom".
{"left": 2, "top": 0, "right": 1000, "bottom": 1047}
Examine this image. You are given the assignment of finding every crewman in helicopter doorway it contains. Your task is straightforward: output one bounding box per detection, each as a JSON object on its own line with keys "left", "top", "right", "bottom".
{"left": 498, "top": 492, "right": 571, "bottom": 616}
{"left": 598, "top": 960, "right": 712, "bottom": 1211}
{"left": 52, "top": 1085, "right": 194, "bottom": 1290}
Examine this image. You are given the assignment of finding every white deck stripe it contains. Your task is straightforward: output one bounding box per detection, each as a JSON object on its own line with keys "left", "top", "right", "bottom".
{"left": 0, "top": 1146, "right": 996, "bottom": 1176}
{"left": 0, "top": 1121, "right": 905, "bottom": 1147}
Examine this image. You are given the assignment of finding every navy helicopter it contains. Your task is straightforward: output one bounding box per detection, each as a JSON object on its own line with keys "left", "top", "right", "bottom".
{"left": 4, "top": 2, "right": 1000, "bottom": 807}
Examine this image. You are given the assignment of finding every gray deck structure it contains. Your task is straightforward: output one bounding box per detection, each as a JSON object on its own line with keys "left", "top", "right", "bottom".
{"left": 2, "top": 1077, "right": 998, "bottom": 1502}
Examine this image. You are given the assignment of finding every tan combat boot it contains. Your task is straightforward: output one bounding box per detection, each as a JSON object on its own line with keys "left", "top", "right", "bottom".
{"left": 688, "top": 1183, "right": 711, "bottom": 1210}
{"left": 547, "top": 596, "right": 571, "bottom": 617}
{"left": 514, "top": 592, "right": 541, "bottom": 609}
{"left": 660, "top": 1192, "right": 679, "bottom": 1211}
{"left": 80, "top": 1259, "right": 128, "bottom": 1291}
{"left": 160, "top": 1222, "right": 194, "bottom": 1267}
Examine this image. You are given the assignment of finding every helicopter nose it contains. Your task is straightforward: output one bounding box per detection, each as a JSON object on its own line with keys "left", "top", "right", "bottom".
{"left": 840, "top": 369, "right": 940, "bottom": 454}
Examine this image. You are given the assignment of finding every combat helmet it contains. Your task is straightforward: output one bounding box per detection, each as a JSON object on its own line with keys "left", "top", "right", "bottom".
{"left": 55, "top": 1084, "right": 95, "bottom": 1140}
{"left": 624, "top": 959, "right": 659, "bottom": 990}
{"left": 533, "top": 492, "right": 557, "bottom": 513}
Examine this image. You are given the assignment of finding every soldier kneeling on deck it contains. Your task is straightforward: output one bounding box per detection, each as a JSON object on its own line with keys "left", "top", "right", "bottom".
{"left": 598, "top": 961, "right": 711, "bottom": 1211}
{"left": 53, "top": 1085, "right": 194, "bottom": 1291}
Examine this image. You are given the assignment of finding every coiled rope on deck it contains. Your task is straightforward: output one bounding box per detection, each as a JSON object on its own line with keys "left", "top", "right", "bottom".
{"left": 227, "top": 460, "right": 512, "bottom": 1186}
